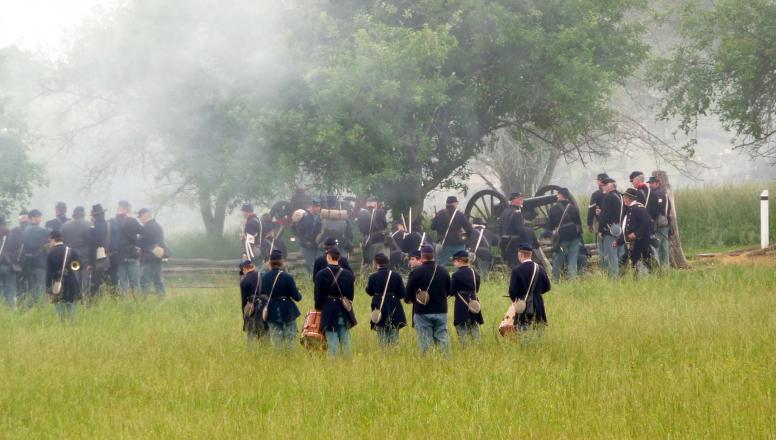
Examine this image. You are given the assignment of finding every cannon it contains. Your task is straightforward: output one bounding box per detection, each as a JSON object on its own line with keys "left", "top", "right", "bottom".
{"left": 464, "top": 185, "right": 578, "bottom": 232}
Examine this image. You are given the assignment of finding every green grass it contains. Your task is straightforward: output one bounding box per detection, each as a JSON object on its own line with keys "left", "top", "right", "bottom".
{"left": 1, "top": 260, "right": 774, "bottom": 438}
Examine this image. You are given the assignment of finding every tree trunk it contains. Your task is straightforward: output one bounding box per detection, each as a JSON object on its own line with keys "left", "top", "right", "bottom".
{"left": 653, "top": 170, "right": 690, "bottom": 269}
{"left": 198, "top": 191, "right": 225, "bottom": 237}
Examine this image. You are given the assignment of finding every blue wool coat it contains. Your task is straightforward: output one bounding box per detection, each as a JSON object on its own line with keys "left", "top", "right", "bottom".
{"left": 261, "top": 268, "right": 302, "bottom": 324}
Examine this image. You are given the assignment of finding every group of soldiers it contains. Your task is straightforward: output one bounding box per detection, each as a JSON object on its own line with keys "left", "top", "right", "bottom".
{"left": 587, "top": 171, "right": 672, "bottom": 277}
{"left": 0, "top": 200, "right": 168, "bottom": 317}
{"left": 239, "top": 170, "right": 673, "bottom": 283}
{"left": 236, "top": 170, "right": 673, "bottom": 354}
{"left": 239, "top": 241, "right": 551, "bottom": 356}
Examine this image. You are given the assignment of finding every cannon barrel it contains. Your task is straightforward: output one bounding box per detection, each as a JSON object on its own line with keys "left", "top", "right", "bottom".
{"left": 523, "top": 194, "right": 558, "bottom": 211}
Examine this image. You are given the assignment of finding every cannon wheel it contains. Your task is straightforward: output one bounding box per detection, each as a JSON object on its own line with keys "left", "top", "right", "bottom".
{"left": 464, "top": 189, "right": 508, "bottom": 230}
{"left": 529, "top": 185, "right": 578, "bottom": 226}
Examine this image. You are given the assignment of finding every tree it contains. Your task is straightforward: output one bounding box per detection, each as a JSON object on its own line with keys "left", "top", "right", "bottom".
{"left": 48, "top": 0, "right": 297, "bottom": 234}
{"left": 651, "top": 0, "right": 776, "bottom": 161}
{"left": 0, "top": 47, "right": 45, "bottom": 217}
{"left": 0, "top": 132, "right": 43, "bottom": 218}
{"left": 265, "top": 0, "right": 649, "bottom": 215}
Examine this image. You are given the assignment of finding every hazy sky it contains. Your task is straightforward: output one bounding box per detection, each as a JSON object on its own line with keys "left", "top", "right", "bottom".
{"left": 0, "top": 0, "right": 117, "bottom": 57}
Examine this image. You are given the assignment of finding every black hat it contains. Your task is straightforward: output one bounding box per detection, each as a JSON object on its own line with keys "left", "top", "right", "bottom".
{"left": 446, "top": 196, "right": 458, "bottom": 205}
{"left": 472, "top": 217, "right": 486, "bottom": 226}
{"left": 72, "top": 206, "right": 86, "bottom": 218}
{"left": 28, "top": 209, "right": 42, "bottom": 218}
{"left": 50, "top": 230, "right": 63, "bottom": 240}
{"left": 601, "top": 177, "right": 616, "bottom": 185}
{"left": 323, "top": 237, "right": 338, "bottom": 247}
{"left": 118, "top": 200, "right": 131, "bottom": 209}
{"left": 393, "top": 219, "right": 404, "bottom": 226}
{"left": 623, "top": 187, "right": 643, "bottom": 201}
{"left": 325, "top": 195, "right": 338, "bottom": 208}
{"left": 596, "top": 173, "right": 610, "bottom": 181}
{"left": 374, "top": 253, "right": 389, "bottom": 265}
{"left": 269, "top": 249, "right": 283, "bottom": 262}
{"left": 310, "top": 197, "right": 321, "bottom": 206}
{"left": 558, "top": 187, "right": 572, "bottom": 198}
{"left": 137, "top": 208, "right": 151, "bottom": 217}
{"left": 518, "top": 243, "right": 533, "bottom": 252}
{"left": 239, "top": 259, "right": 253, "bottom": 269}
{"left": 90, "top": 204, "right": 105, "bottom": 216}
{"left": 629, "top": 171, "right": 644, "bottom": 182}
{"left": 240, "top": 203, "right": 254, "bottom": 213}
{"left": 327, "top": 246, "right": 341, "bottom": 259}
{"left": 55, "top": 201, "right": 67, "bottom": 210}
{"left": 421, "top": 244, "right": 434, "bottom": 255}
{"left": 452, "top": 250, "right": 469, "bottom": 259}
{"left": 19, "top": 209, "right": 28, "bottom": 216}
{"left": 409, "top": 250, "right": 421, "bottom": 259}
{"left": 366, "top": 196, "right": 379, "bottom": 203}
{"left": 509, "top": 192, "right": 523, "bottom": 201}
{"left": 647, "top": 176, "right": 659, "bottom": 184}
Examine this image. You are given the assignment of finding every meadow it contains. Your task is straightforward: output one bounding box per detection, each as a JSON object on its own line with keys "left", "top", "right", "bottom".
{"left": 1, "top": 257, "right": 774, "bottom": 439}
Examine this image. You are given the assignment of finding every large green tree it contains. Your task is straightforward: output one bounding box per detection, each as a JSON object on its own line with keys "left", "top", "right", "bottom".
{"left": 50, "top": 0, "right": 297, "bottom": 234}
{"left": 265, "top": 0, "right": 648, "bottom": 214}
{"left": 651, "top": 0, "right": 776, "bottom": 160}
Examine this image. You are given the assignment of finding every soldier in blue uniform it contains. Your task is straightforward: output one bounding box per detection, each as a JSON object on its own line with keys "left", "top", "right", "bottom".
{"left": 357, "top": 196, "right": 388, "bottom": 267}
{"left": 312, "top": 237, "right": 353, "bottom": 281}
{"left": 405, "top": 245, "right": 452, "bottom": 355}
{"left": 647, "top": 176, "right": 671, "bottom": 268}
{"left": 46, "top": 231, "right": 81, "bottom": 320}
{"left": 499, "top": 192, "right": 529, "bottom": 268}
{"left": 544, "top": 188, "right": 583, "bottom": 281}
{"left": 597, "top": 178, "right": 626, "bottom": 277}
{"left": 365, "top": 253, "right": 407, "bottom": 347}
{"left": 451, "top": 250, "right": 483, "bottom": 347}
{"left": 239, "top": 259, "right": 268, "bottom": 343}
{"left": 87, "top": 204, "right": 110, "bottom": 298}
{"left": 587, "top": 173, "right": 609, "bottom": 270}
{"left": 431, "top": 196, "right": 473, "bottom": 268}
{"left": 138, "top": 208, "right": 167, "bottom": 296}
{"left": 616, "top": 188, "right": 654, "bottom": 276}
{"left": 0, "top": 216, "right": 17, "bottom": 306}
{"left": 109, "top": 201, "right": 144, "bottom": 295}
{"left": 261, "top": 250, "right": 302, "bottom": 351}
{"left": 21, "top": 209, "right": 50, "bottom": 304}
{"left": 240, "top": 203, "right": 264, "bottom": 264}
{"left": 44, "top": 202, "right": 69, "bottom": 233}
{"left": 314, "top": 247, "right": 357, "bottom": 357}
{"left": 508, "top": 244, "right": 552, "bottom": 331}
{"left": 291, "top": 198, "right": 322, "bottom": 274}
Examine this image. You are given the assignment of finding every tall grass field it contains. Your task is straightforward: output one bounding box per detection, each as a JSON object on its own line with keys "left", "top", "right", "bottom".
{"left": 1, "top": 258, "right": 774, "bottom": 438}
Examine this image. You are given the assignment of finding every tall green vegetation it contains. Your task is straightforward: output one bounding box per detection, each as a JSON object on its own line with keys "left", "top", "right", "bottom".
{"left": 264, "top": 0, "right": 649, "bottom": 213}
{"left": 651, "top": 0, "right": 776, "bottom": 161}
{"left": 0, "top": 262, "right": 773, "bottom": 437}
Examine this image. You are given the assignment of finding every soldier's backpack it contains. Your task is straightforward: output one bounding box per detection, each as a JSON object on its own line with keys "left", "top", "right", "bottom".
{"left": 317, "top": 209, "right": 348, "bottom": 245}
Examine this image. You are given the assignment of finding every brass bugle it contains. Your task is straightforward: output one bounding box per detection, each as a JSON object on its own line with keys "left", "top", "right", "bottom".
{"left": 70, "top": 260, "right": 81, "bottom": 271}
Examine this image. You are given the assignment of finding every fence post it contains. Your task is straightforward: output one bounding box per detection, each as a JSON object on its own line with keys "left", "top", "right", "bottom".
{"left": 762, "top": 190, "right": 769, "bottom": 249}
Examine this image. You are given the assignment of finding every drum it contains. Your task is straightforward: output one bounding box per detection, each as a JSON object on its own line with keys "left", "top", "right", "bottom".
{"left": 498, "top": 318, "right": 517, "bottom": 337}
{"left": 300, "top": 310, "right": 327, "bottom": 350}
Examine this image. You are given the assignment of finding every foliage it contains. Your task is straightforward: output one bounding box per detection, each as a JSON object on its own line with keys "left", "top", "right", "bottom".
{"left": 0, "top": 47, "right": 45, "bottom": 217}
{"left": 651, "top": 0, "right": 776, "bottom": 161}
{"left": 264, "top": 0, "right": 649, "bottom": 214}
{"left": 0, "top": 261, "right": 774, "bottom": 437}
{"left": 0, "top": 133, "right": 43, "bottom": 218}
{"left": 52, "top": 0, "right": 297, "bottom": 234}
